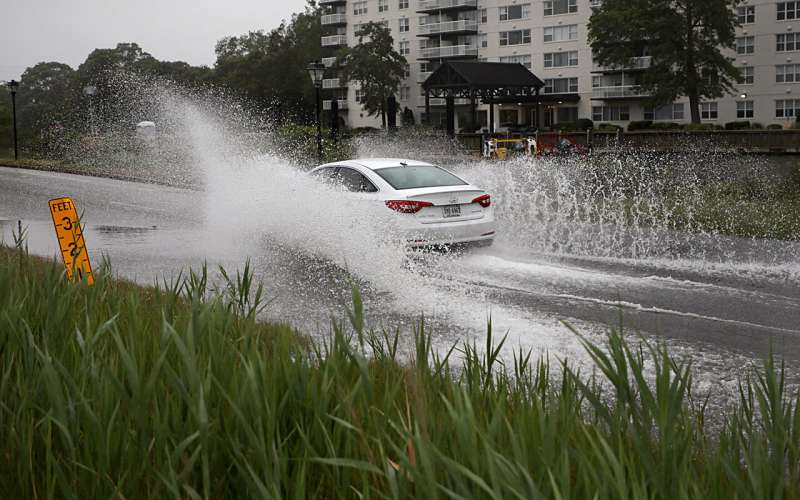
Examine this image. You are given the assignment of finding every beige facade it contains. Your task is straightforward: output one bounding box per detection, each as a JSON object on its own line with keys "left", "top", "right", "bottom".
{"left": 319, "top": 0, "right": 800, "bottom": 130}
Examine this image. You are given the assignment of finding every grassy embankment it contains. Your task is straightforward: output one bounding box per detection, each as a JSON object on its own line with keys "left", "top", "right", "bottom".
{"left": 1, "top": 236, "right": 799, "bottom": 498}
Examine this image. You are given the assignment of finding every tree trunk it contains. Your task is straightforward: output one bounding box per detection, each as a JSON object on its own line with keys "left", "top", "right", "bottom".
{"left": 684, "top": 3, "right": 701, "bottom": 124}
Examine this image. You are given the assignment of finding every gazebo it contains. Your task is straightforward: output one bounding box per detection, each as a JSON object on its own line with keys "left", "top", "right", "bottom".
{"left": 421, "top": 61, "right": 546, "bottom": 135}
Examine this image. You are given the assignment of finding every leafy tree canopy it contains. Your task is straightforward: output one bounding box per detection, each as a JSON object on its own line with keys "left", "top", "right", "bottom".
{"left": 588, "top": 0, "right": 741, "bottom": 123}
{"left": 214, "top": 1, "right": 321, "bottom": 122}
{"left": 336, "top": 22, "right": 407, "bottom": 127}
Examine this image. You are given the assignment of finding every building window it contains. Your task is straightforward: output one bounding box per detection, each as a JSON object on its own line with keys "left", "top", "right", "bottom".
{"left": 739, "top": 66, "right": 754, "bottom": 85}
{"left": 378, "top": 0, "right": 389, "bottom": 12}
{"left": 544, "top": 51, "right": 578, "bottom": 68}
{"left": 737, "top": 101, "right": 754, "bottom": 119}
{"left": 353, "top": 1, "right": 367, "bottom": 15}
{"left": 777, "top": 1, "right": 800, "bottom": 20}
{"left": 776, "top": 99, "right": 800, "bottom": 117}
{"left": 700, "top": 102, "right": 718, "bottom": 120}
{"left": 543, "top": 77, "right": 579, "bottom": 93}
{"left": 399, "top": 0, "right": 408, "bottom": 10}
{"left": 736, "top": 36, "right": 754, "bottom": 54}
{"left": 737, "top": 5, "right": 755, "bottom": 24}
{"left": 499, "top": 4, "right": 530, "bottom": 21}
{"left": 500, "top": 54, "right": 532, "bottom": 68}
{"left": 399, "top": 18, "right": 409, "bottom": 32}
{"left": 399, "top": 41, "right": 410, "bottom": 55}
{"left": 643, "top": 103, "right": 685, "bottom": 121}
{"left": 592, "top": 105, "right": 630, "bottom": 121}
{"left": 777, "top": 63, "right": 800, "bottom": 82}
{"left": 777, "top": 33, "right": 800, "bottom": 51}
{"left": 544, "top": 24, "right": 578, "bottom": 42}
{"left": 544, "top": 0, "right": 577, "bottom": 16}
{"left": 499, "top": 109, "right": 519, "bottom": 125}
{"left": 355, "top": 88, "right": 366, "bottom": 104}
{"left": 499, "top": 29, "right": 531, "bottom": 46}
{"left": 399, "top": 86, "right": 410, "bottom": 100}
{"left": 557, "top": 107, "right": 579, "bottom": 123}
{"left": 480, "top": 8, "right": 488, "bottom": 23}
{"left": 479, "top": 33, "right": 488, "bottom": 48}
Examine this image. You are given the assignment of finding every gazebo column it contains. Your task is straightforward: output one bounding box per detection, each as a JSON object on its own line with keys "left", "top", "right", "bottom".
{"left": 470, "top": 91, "right": 477, "bottom": 130}
{"left": 489, "top": 99, "right": 495, "bottom": 134}
{"left": 425, "top": 91, "right": 431, "bottom": 126}
{"left": 446, "top": 95, "right": 455, "bottom": 137}
{"left": 535, "top": 88, "right": 541, "bottom": 130}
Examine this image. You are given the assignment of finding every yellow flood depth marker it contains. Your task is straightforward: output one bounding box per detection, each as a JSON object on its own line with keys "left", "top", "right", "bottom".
{"left": 48, "top": 197, "right": 95, "bottom": 286}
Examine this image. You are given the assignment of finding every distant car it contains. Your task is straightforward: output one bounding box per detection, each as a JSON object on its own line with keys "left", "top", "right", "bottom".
{"left": 309, "top": 158, "right": 495, "bottom": 247}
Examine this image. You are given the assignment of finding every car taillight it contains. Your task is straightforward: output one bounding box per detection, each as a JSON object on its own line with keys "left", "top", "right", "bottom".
{"left": 385, "top": 200, "right": 433, "bottom": 214}
{"left": 472, "top": 194, "right": 491, "bottom": 208}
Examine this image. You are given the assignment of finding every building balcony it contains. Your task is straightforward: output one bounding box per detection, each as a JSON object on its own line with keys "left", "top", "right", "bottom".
{"left": 322, "top": 78, "right": 347, "bottom": 89}
{"left": 321, "top": 13, "right": 347, "bottom": 25}
{"left": 592, "top": 85, "right": 649, "bottom": 99}
{"left": 323, "top": 99, "right": 348, "bottom": 110}
{"left": 419, "top": 44, "right": 478, "bottom": 60}
{"left": 322, "top": 57, "right": 338, "bottom": 68}
{"left": 591, "top": 56, "right": 652, "bottom": 73}
{"left": 321, "top": 35, "right": 348, "bottom": 47}
{"left": 417, "top": 0, "right": 478, "bottom": 13}
{"left": 418, "top": 19, "right": 479, "bottom": 37}
{"left": 319, "top": 0, "right": 346, "bottom": 5}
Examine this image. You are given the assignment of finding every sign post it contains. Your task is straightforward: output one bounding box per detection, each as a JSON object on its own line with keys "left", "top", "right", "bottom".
{"left": 48, "top": 197, "right": 95, "bottom": 286}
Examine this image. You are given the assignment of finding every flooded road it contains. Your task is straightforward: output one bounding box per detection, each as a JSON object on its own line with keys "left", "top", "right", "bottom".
{"left": 2, "top": 165, "right": 799, "bottom": 385}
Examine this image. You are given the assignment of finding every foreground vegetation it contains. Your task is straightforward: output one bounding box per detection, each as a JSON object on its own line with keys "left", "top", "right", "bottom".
{"left": 1, "top": 242, "right": 799, "bottom": 499}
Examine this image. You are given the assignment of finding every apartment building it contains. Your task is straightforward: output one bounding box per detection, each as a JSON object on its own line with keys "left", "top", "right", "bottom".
{"left": 320, "top": 0, "right": 800, "bottom": 130}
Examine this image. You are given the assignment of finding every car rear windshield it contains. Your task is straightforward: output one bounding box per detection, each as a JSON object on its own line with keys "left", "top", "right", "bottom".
{"left": 374, "top": 165, "right": 467, "bottom": 190}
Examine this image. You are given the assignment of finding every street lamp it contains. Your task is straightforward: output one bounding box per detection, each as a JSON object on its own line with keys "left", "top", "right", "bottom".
{"left": 307, "top": 61, "right": 325, "bottom": 162}
{"left": 7, "top": 80, "right": 19, "bottom": 161}
{"left": 739, "top": 92, "right": 748, "bottom": 99}
{"left": 84, "top": 85, "right": 97, "bottom": 136}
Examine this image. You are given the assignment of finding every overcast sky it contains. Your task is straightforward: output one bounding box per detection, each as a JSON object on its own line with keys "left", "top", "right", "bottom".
{"left": 0, "top": 0, "right": 310, "bottom": 81}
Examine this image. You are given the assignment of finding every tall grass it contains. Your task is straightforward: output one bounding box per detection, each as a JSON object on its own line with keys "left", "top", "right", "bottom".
{"left": 1, "top": 243, "right": 798, "bottom": 499}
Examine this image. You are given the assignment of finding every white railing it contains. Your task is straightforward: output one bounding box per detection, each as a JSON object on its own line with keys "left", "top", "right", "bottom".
{"left": 592, "top": 86, "right": 649, "bottom": 99}
{"left": 418, "top": 0, "right": 478, "bottom": 11}
{"left": 418, "top": 19, "right": 478, "bottom": 36}
{"left": 321, "top": 13, "right": 347, "bottom": 25}
{"left": 592, "top": 56, "right": 652, "bottom": 72}
{"left": 322, "top": 78, "right": 347, "bottom": 89}
{"left": 420, "top": 44, "right": 478, "bottom": 59}
{"left": 321, "top": 35, "right": 347, "bottom": 47}
{"left": 322, "top": 57, "right": 338, "bottom": 68}
{"left": 426, "top": 98, "right": 471, "bottom": 106}
{"left": 323, "top": 99, "right": 348, "bottom": 110}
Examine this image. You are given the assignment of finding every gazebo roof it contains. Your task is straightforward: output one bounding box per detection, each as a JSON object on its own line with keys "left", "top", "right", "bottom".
{"left": 422, "top": 61, "right": 544, "bottom": 99}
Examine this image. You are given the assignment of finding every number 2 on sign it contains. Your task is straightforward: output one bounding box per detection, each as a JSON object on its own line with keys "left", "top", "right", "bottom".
{"left": 48, "top": 197, "right": 95, "bottom": 286}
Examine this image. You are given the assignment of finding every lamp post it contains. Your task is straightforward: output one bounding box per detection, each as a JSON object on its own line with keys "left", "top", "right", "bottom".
{"left": 306, "top": 62, "right": 325, "bottom": 162}
{"left": 7, "top": 80, "right": 19, "bottom": 161}
{"left": 84, "top": 85, "right": 97, "bottom": 136}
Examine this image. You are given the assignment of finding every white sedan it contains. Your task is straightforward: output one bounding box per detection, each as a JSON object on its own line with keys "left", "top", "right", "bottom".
{"left": 309, "top": 158, "right": 495, "bottom": 247}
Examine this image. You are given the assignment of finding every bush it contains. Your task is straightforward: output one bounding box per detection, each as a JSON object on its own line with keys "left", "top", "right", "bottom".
{"left": 650, "top": 122, "right": 683, "bottom": 130}
{"left": 725, "top": 121, "right": 751, "bottom": 130}
{"left": 597, "top": 123, "right": 623, "bottom": 132}
{"left": 686, "top": 123, "right": 716, "bottom": 131}
{"left": 627, "top": 120, "right": 653, "bottom": 131}
{"left": 401, "top": 107, "right": 415, "bottom": 127}
{"left": 575, "top": 118, "right": 594, "bottom": 131}
{"left": 752, "top": 122, "right": 764, "bottom": 129}
{"left": 767, "top": 124, "right": 784, "bottom": 130}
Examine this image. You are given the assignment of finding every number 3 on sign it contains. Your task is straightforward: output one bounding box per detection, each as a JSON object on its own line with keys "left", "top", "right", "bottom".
{"left": 48, "top": 197, "right": 95, "bottom": 286}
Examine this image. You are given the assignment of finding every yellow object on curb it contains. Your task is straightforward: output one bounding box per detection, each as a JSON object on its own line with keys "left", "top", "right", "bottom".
{"left": 48, "top": 197, "right": 95, "bottom": 286}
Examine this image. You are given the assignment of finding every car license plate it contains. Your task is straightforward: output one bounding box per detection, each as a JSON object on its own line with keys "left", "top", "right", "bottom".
{"left": 442, "top": 205, "right": 461, "bottom": 218}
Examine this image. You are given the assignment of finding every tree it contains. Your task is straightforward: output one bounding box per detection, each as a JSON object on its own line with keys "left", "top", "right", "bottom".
{"left": 214, "top": 1, "right": 322, "bottom": 122}
{"left": 588, "top": 0, "right": 741, "bottom": 123}
{"left": 336, "top": 22, "right": 407, "bottom": 128}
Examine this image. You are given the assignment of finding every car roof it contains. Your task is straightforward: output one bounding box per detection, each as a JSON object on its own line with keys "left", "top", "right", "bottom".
{"left": 316, "top": 158, "right": 436, "bottom": 171}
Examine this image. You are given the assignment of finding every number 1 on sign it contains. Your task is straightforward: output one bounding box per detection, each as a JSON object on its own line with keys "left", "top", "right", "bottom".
{"left": 48, "top": 197, "right": 95, "bottom": 286}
